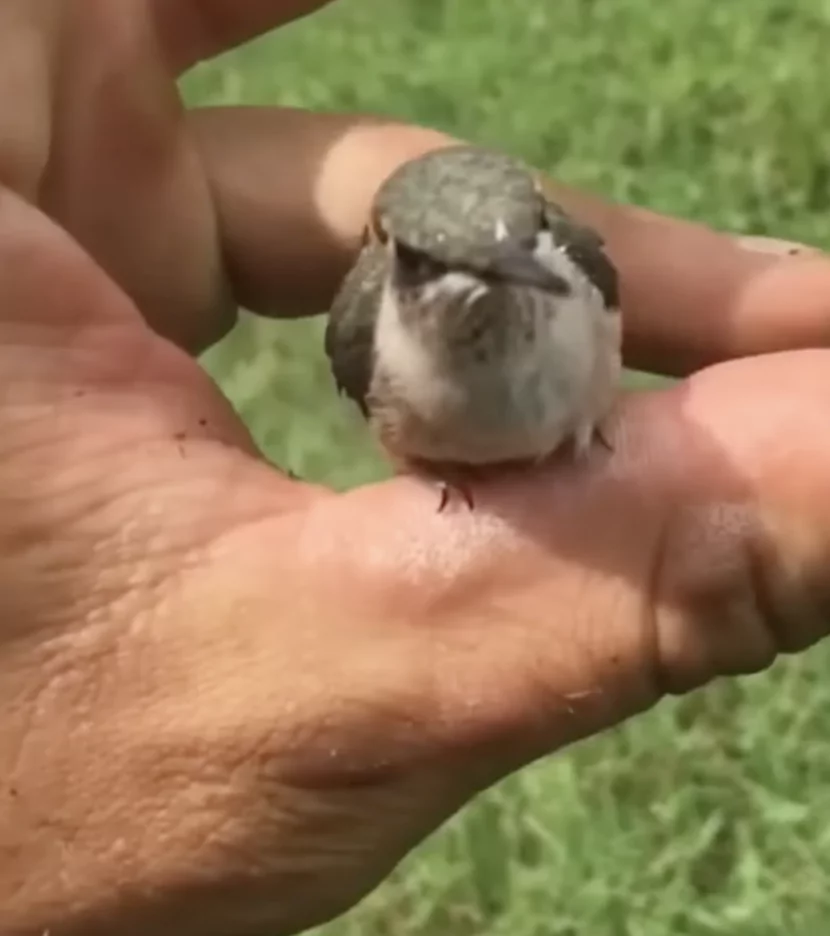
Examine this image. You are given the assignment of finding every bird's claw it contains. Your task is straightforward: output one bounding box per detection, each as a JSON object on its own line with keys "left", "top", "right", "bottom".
{"left": 437, "top": 480, "right": 475, "bottom": 513}
{"left": 595, "top": 424, "right": 614, "bottom": 452}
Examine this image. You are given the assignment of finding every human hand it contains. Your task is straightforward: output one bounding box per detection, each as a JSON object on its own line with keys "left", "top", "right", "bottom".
{"left": 3, "top": 3, "right": 830, "bottom": 936}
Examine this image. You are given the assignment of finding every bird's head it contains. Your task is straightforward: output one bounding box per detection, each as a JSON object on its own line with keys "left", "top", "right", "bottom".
{"left": 383, "top": 223, "right": 572, "bottom": 321}
{"left": 368, "top": 146, "right": 589, "bottom": 331}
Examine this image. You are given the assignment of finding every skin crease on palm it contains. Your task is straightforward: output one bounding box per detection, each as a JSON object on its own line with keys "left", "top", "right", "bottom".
{"left": 1, "top": 0, "right": 830, "bottom": 933}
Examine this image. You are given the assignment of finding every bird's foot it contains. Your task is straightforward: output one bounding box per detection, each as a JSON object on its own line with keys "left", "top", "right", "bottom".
{"left": 594, "top": 423, "right": 614, "bottom": 452}
{"left": 436, "top": 478, "right": 475, "bottom": 514}
{"left": 573, "top": 419, "right": 615, "bottom": 460}
{"left": 387, "top": 452, "right": 477, "bottom": 513}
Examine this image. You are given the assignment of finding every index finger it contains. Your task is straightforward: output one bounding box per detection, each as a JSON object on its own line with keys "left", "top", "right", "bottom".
{"left": 193, "top": 106, "right": 830, "bottom": 377}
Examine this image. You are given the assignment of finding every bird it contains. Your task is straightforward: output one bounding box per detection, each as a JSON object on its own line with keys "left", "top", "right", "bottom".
{"left": 324, "top": 143, "right": 622, "bottom": 511}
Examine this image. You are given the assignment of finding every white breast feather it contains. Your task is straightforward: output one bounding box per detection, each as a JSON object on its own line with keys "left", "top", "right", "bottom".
{"left": 374, "top": 280, "right": 456, "bottom": 417}
{"left": 371, "top": 232, "right": 621, "bottom": 463}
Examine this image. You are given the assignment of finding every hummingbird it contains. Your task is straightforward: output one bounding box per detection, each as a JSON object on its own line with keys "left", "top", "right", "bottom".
{"left": 324, "top": 144, "right": 622, "bottom": 510}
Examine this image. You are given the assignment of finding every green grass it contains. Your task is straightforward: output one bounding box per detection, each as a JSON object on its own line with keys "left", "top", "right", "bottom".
{"left": 181, "top": 2, "right": 830, "bottom": 933}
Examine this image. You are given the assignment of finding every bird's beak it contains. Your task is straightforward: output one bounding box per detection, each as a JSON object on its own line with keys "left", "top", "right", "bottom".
{"left": 488, "top": 244, "right": 570, "bottom": 294}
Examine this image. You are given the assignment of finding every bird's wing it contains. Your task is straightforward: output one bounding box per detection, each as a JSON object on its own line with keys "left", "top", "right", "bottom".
{"left": 324, "top": 240, "right": 388, "bottom": 417}
{"left": 539, "top": 189, "right": 620, "bottom": 310}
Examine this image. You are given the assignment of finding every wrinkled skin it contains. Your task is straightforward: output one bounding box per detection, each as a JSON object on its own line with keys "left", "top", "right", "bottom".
{"left": 2, "top": 2, "right": 830, "bottom": 935}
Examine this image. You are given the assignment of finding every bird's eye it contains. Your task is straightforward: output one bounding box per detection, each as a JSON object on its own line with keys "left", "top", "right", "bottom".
{"left": 393, "top": 239, "right": 447, "bottom": 282}
{"left": 516, "top": 232, "right": 539, "bottom": 253}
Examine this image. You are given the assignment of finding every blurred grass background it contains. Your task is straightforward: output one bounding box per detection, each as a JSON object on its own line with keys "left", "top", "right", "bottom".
{"left": 180, "top": 1, "right": 830, "bottom": 932}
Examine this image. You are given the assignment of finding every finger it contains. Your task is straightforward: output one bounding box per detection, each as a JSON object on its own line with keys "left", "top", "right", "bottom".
{"left": 0, "top": 185, "right": 261, "bottom": 460}
{"left": 547, "top": 186, "right": 830, "bottom": 376}
{"left": 190, "top": 107, "right": 453, "bottom": 319}
{"left": 641, "top": 350, "right": 830, "bottom": 660}
{"left": 151, "top": 0, "right": 336, "bottom": 72}
{"left": 193, "top": 106, "right": 830, "bottom": 377}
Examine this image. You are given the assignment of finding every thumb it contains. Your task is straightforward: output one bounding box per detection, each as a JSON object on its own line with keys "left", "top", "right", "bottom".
{"left": 640, "top": 350, "right": 830, "bottom": 676}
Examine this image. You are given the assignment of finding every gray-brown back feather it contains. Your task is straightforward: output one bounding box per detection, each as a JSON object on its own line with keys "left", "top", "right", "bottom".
{"left": 324, "top": 243, "right": 387, "bottom": 416}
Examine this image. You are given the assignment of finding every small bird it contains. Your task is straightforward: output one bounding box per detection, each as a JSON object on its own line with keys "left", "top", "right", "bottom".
{"left": 324, "top": 144, "right": 622, "bottom": 510}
